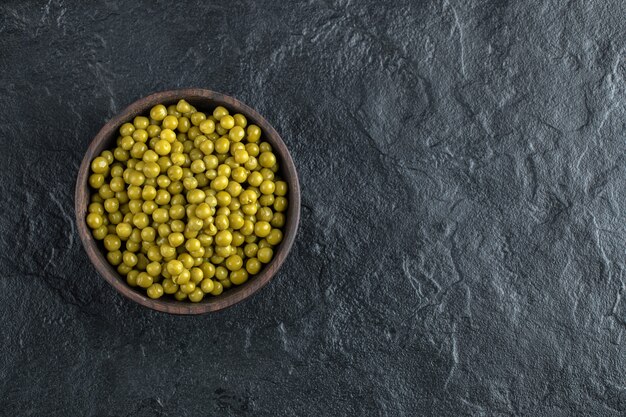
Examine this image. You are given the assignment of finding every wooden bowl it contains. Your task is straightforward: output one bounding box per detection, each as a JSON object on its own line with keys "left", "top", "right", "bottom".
{"left": 75, "top": 89, "right": 300, "bottom": 314}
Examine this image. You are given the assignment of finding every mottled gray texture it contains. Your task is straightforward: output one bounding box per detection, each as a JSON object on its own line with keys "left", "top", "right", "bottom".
{"left": 1, "top": 0, "right": 626, "bottom": 415}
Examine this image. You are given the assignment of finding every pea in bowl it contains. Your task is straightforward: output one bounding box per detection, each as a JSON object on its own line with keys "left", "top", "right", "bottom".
{"left": 75, "top": 89, "right": 300, "bottom": 314}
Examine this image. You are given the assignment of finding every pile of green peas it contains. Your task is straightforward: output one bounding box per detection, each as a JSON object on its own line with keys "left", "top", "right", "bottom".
{"left": 86, "top": 100, "right": 287, "bottom": 302}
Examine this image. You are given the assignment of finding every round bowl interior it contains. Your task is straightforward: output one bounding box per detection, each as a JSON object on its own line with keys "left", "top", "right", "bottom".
{"left": 75, "top": 89, "right": 300, "bottom": 314}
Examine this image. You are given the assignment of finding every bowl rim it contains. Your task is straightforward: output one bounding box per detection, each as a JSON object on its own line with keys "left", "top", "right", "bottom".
{"left": 74, "top": 88, "right": 301, "bottom": 314}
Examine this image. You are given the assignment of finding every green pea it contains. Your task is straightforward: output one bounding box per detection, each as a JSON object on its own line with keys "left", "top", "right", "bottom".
{"left": 213, "top": 106, "right": 228, "bottom": 120}
{"left": 199, "top": 119, "right": 215, "bottom": 134}
{"left": 240, "top": 220, "right": 255, "bottom": 236}
{"left": 246, "top": 125, "right": 261, "bottom": 142}
{"left": 104, "top": 234, "right": 121, "bottom": 251}
{"left": 257, "top": 247, "right": 273, "bottom": 263}
{"left": 231, "top": 231, "right": 245, "bottom": 247}
{"left": 274, "top": 196, "right": 288, "bottom": 212}
{"left": 137, "top": 272, "right": 153, "bottom": 288}
{"left": 190, "top": 112, "right": 206, "bottom": 126}
{"left": 155, "top": 189, "right": 171, "bottom": 205}
{"left": 254, "top": 221, "right": 271, "bottom": 238}
{"left": 229, "top": 126, "right": 245, "bottom": 143}
{"left": 225, "top": 255, "right": 243, "bottom": 271}
{"left": 271, "top": 212, "right": 285, "bottom": 228}
{"left": 168, "top": 232, "right": 184, "bottom": 247}
{"left": 256, "top": 207, "right": 273, "bottom": 222}
{"left": 246, "top": 258, "right": 262, "bottom": 275}
{"left": 183, "top": 177, "right": 198, "bottom": 190}
{"left": 93, "top": 225, "right": 108, "bottom": 240}
{"left": 89, "top": 174, "right": 105, "bottom": 189}
{"left": 147, "top": 283, "right": 164, "bottom": 299}
{"left": 120, "top": 136, "right": 135, "bottom": 151}
{"left": 150, "top": 104, "right": 167, "bottom": 121}
{"left": 213, "top": 230, "right": 232, "bottom": 247}
{"left": 176, "top": 99, "right": 192, "bottom": 113}
{"left": 209, "top": 280, "right": 223, "bottom": 296}
{"left": 188, "top": 287, "right": 204, "bottom": 302}
{"left": 230, "top": 269, "right": 249, "bottom": 285}
{"left": 126, "top": 270, "right": 139, "bottom": 286}
{"left": 91, "top": 156, "right": 109, "bottom": 174}
{"left": 107, "top": 250, "right": 122, "bottom": 265}
{"left": 122, "top": 251, "right": 138, "bottom": 267}
{"left": 200, "top": 278, "right": 215, "bottom": 293}
{"left": 162, "top": 278, "right": 178, "bottom": 294}
{"left": 132, "top": 129, "right": 148, "bottom": 143}
{"left": 259, "top": 194, "right": 275, "bottom": 207}
{"left": 213, "top": 137, "right": 229, "bottom": 154}
{"left": 260, "top": 168, "right": 274, "bottom": 181}
{"left": 233, "top": 114, "right": 247, "bottom": 128}
{"left": 245, "top": 143, "right": 260, "bottom": 157}
{"left": 86, "top": 213, "right": 103, "bottom": 229}
{"left": 133, "top": 116, "right": 150, "bottom": 129}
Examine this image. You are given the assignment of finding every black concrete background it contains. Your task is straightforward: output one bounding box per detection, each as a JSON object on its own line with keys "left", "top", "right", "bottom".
{"left": 2, "top": 1, "right": 626, "bottom": 416}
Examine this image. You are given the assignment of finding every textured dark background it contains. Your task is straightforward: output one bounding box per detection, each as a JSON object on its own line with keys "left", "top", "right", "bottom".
{"left": 1, "top": 0, "right": 626, "bottom": 415}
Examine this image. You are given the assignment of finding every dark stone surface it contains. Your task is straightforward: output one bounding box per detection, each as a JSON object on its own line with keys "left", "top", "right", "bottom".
{"left": 1, "top": 0, "right": 626, "bottom": 415}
